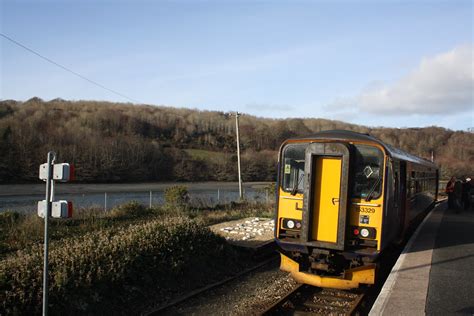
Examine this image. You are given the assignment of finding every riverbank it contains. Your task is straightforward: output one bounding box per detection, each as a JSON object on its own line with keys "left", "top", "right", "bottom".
{"left": 0, "top": 181, "right": 272, "bottom": 196}
{"left": 0, "top": 181, "right": 273, "bottom": 213}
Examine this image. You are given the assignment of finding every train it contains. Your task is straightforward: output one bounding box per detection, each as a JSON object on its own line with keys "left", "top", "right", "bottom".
{"left": 274, "top": 130, "right": 438, "bottom": 289}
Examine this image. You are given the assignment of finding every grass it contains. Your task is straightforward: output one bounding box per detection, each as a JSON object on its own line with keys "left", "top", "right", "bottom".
{"left": 0, "top": 199, "right": 274, "bottom": 314}
{"left": 0, "top": 204, "right": 149, "bottom": 258}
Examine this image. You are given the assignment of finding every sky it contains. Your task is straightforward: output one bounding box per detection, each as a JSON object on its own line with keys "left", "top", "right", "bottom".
{"left": 0, "top": 0, "right": 473, "bottom": 131}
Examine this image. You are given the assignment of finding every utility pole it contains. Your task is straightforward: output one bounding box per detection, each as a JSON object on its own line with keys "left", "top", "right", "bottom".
{"left": 235, "top": 112, "right": 243, "bottom": 200}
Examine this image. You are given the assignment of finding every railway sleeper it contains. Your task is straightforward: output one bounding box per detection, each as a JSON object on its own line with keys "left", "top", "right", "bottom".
{"left": 315, "top": 292, "right": 354, "bottom": 300}
{"left": 303, "top": 301, "right": 349, "bottom": 311}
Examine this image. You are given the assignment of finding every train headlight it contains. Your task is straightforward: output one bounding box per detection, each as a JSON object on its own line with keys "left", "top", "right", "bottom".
{"left": 352, "top": 226, "right": 376, "bottom": 239}
{"left": 360, "top": 228, "right": 370, "bottom": 238}
{"left": 282, "top": 218, "right": 302, "bottom": 230}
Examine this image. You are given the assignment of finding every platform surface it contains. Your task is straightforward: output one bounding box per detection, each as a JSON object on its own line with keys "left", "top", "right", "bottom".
{"left": 370, "top": 202, "right": 474, "bottom": 315}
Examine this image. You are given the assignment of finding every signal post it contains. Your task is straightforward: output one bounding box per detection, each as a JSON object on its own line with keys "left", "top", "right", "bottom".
{"left": 38, "top": 152, "right": 74, "bottom": 316}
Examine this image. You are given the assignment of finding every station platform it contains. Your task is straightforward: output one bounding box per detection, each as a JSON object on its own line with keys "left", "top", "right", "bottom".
{"left": 370, "top": 201, "right": 474, "bottom": 315}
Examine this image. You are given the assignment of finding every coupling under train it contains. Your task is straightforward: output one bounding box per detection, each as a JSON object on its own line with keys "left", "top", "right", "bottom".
{"left": 275, "top": 130, "right": 438, "bottom": 289}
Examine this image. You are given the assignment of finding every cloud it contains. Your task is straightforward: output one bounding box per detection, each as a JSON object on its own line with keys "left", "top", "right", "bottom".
{"left": 360, "top": 45, "right": 473, "bottom": 114}
{"left": 327, "top": 45, "right": 473, "bottom": 117}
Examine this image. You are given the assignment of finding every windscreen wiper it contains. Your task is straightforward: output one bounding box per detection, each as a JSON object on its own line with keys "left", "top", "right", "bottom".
{"left": 365, "top": 177, "right": 381, "bottom": 202}
{"left": 291, "top": 173, "right": 304, "bottom": 196}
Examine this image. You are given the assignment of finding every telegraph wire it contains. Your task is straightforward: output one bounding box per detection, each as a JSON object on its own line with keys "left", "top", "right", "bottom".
{"left": 1, "top": 32, "right": 248, "bottom": 191}
{"left": 0, "top": 33, "right": 140, "bottom": 103}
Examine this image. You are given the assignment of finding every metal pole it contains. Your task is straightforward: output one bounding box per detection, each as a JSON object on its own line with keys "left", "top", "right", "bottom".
{"left": 50, "top": 181, "right": 55, "bottom": 203}
{"left": 235, "top": 112, "right": 243, "bottom": 200}
{"left": 217, "top": 189, "right": 220, "bottom": 202}
{"left": 104, "top": 192, "right": 107, "bottom": 212}
{"left": 43, "top": 151, "right": 55, "bottom": 316}
{"left": 149, "top": 191, "right": 152, "bottom": 208}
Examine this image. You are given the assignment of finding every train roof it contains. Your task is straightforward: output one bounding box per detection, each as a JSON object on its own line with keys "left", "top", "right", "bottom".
{"left": 287, "top": 130, "right": 437, "bottom": 168}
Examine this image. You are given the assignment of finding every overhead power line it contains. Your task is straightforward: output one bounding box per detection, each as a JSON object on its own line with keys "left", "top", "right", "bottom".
{"left": 0, "top": 33, "right": 140, "bottom": 103}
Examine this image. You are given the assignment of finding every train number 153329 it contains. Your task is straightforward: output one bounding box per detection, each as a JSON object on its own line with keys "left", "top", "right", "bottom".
{"left": 358, "top": 207, "right": 376, "bottom": 213}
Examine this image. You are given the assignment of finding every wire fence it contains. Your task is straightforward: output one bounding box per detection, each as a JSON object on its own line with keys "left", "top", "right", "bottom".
{"left": 0, "top": 188, "right": 274, "bottom": 213}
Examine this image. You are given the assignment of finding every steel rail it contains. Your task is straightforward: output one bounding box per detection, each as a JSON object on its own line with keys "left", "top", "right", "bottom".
{"left": 261, "top": 283, "right": 306, "bottom": 315}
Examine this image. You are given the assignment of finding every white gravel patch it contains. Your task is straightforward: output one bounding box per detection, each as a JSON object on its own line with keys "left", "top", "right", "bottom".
{"left": 213, "top": 217, "right": 275, "bottom": 242}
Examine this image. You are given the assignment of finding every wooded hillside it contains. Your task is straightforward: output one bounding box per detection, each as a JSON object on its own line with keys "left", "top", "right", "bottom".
{"left": 0, "top": 98, "right": 472, "bottom": 183}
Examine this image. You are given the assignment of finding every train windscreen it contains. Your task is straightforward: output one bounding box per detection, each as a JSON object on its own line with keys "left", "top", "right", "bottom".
{"left": 281, "top": 143, "right": 384, "bottom": 200}
{"left": 281, "top": 144, "right": 307, "bottom": 194}
{"left": 351, "top": 145, "right": 384, "bottom": 200}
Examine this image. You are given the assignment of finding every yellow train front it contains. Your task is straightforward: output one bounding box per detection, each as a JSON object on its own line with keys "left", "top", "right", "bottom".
{"left": 275, "top": 130, "right": 438, "bottom": 290}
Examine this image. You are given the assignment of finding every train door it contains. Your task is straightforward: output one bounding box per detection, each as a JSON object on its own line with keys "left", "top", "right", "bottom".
{"left": 301, "top": 143, "right": 350, "bottom": 250}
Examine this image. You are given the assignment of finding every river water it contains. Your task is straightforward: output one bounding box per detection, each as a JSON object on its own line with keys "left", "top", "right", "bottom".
{"left": 0, "top": 182, "right": 273, "bottom": 213}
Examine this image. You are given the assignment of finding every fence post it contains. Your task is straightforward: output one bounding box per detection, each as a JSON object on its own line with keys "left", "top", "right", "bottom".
{"left": 217, "top": 189, "right": 220, "bottom": 203}
{"left": 104, "top": 192, "right": 107, "bottom": 212}
{"left": 149, "top": 191, "right": 152, "bottom": 208}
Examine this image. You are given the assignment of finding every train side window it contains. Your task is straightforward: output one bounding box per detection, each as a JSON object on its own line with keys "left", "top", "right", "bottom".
{"left": 416, "top": 172, "right": 421, "bottom": 193}
{"left": 409, "top": 171, "right": 416, "bottom": 196}
{"left": 394, "top": 171, "right": 399, "bottom": 208}
{"left": 351, "top": 145, "right": 384, "bottom": 200}
{"left": 281, "top": 144, "right": 307, "bottom": 194}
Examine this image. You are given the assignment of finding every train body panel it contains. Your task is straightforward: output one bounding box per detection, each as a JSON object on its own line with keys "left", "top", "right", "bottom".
{"left": 275, "top": 130, "right": 437, "bottom": 289}
{"left": 280, "top": 254, "right": 376, "bottom": 290}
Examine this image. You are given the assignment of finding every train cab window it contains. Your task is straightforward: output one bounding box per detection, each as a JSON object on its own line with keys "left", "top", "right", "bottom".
{"left": 352, "top": 145, "right": 384, "bottom": 200}
{"left": 394, "top": 164, "right": 399, "bottom": 208}
{"left": 281, "top": 144, "right": 307, "bottom": 194}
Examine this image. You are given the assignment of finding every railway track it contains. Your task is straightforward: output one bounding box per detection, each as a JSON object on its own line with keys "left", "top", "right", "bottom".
{"left": 147, "top": 202, "right": 442, "bottom": 315}
{"left": 262, "top": 201, "right": 445, "bottom": 316}
{"left": 146, "top": 254, "right": 279, "bottom": 315}
{"left": 263, "top": 284, "right": 365, "bottom": 315}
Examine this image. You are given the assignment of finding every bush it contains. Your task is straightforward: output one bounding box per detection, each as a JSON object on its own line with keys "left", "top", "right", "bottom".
{"left": 0, "top": 216, "right": 238, "bottom": 314}
{"left": 109, "top": 200, "right": 149, "bottom": 219}
{"left": 164, "top": 185, "right": 189, "bottom": 208}
{"left": 0, "top": 212, "right": 44, "bottom": 257}
{"left": 0, "top": 211, "right": 20, "bottom": 226}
